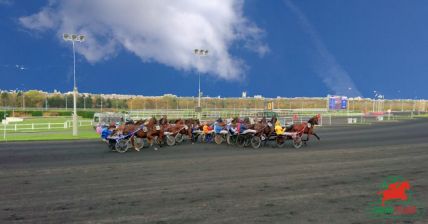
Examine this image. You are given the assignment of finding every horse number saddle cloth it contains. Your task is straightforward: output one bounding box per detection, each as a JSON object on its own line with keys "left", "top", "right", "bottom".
{"left": 242, "top": 129, "right": 257, "bottom": 134}
{"left": 220, "top": 130, "right": 228, "bottom": 134}
{"left": 142, "top": 126, "right": 148, "bottom": 132}
{"left": 155, "top": 125, "right": 161, "bottom": 131}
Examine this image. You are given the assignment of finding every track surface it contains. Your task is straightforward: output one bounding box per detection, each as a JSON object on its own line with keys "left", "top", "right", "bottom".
{"left": 0, "top": 119, "right": 427, "bottom": 223}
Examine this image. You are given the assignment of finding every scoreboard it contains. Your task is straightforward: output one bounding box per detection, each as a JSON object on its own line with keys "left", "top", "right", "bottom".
{"left": 328, "top": 95, "right": 348, "bottom": 110}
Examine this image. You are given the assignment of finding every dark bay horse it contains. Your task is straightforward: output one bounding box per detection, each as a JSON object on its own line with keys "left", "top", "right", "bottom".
{"left": 254, "top": 116, "right": 277, "bottom": 143}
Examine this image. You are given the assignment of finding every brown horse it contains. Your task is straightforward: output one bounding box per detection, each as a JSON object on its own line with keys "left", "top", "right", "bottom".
{"left": 254, "top": 116, "right": 277, "bottom": 143}
{"left": 289, "top": 114, "right": 321, "bottom": 142}
{"left": 127, "top": 117, "right": 164, "bottom": 150}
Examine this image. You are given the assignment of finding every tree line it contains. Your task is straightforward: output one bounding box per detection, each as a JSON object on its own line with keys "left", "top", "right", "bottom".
{"left": 0, "top": 90, "right": 426, "bottom": 111}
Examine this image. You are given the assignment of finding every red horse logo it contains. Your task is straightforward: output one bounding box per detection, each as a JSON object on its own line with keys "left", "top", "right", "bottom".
{"left": 377, "top": 181, "right": 411, "bottom": 206}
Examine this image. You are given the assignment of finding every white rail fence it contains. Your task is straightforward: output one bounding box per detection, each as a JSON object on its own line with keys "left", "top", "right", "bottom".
{"left": 127, "top": 109, "right": 335, "bottom": 120}
{"left": 0, "top": 120, "right": 93, "bottom": 132}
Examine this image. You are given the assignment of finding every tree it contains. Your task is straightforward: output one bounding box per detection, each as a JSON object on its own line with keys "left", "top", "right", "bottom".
{"left": 24, "top": 90, "right": 46, "bottom": 108}
{"left": 85, "top": 95, "right": 93, "bottom": 108}
{"left": 1, "top": 92, "right": 9, "bottom": 107}
{"left": 48, "top": 94, "right": 65, "bottom": 108}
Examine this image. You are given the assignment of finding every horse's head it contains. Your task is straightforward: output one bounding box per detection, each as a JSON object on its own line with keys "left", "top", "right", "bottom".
{"left": 243, "top": 117, "right": 250, "bottom": 124}
{"left": 231, "top": 117, "right": 239, "bottom": 124}
{"left": 147, "top": 117, "right": 157, "bottom": 126}
{"left": 308, "top": 115, "right": 320, "bottom": 125}
{"left": 134, "top": 119, "right": 144, "bottom": 125}
{"left": 270, "top": 116, "right": 277, "bottom": 124}
{"left": 158, "top": 115, "right": 167, "bottom": 125}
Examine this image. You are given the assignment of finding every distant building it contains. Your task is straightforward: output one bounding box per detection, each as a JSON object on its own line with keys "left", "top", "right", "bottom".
{"left": 254, "top": 95, "right": 263, "bottom": 99}
{"left": 163, "top": 94, "right": 177, "bottom": 97}
{"left": 242, "top": 91, "right": 247, "bottom": 98}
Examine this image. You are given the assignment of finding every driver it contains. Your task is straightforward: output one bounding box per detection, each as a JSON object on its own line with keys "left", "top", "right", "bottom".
{"left": 214, "top": 118, "right": 224, "bottom": 134}
{"left": 275, "top": 120, "right": 285, "bottom": 135}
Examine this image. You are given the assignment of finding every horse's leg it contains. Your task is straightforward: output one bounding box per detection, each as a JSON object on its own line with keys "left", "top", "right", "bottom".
{"left": 147, "top": 135, "right": 153, "bottom": 147}
{"left": 313, "top": 132, "right": 320, "bottom": 140}
{"left": 157, "top": 133, "right": 163, "bottom": 148}
{"left": 131, "top": 136, "right": 139, "bottom": 151}
{"left": 303, "top": 132, "right": 310, "bottom": 145}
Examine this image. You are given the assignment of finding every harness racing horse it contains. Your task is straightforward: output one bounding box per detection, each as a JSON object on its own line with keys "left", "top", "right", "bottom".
{"left": 289, "top": 114, "right": 321, "bottom": 143}
{"left": 254, "top": 116, "right": 278, "bottom": 145}
{"left": 162, "top": 118, "right": 189, "bottom": 144}
{"left": 127, "top": 117, "right": 164, "bottom": 150}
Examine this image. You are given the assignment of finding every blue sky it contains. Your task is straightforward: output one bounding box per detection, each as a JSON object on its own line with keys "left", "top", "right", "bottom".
{"left": 0, "top": 0, "right": 427, "bottom": 99}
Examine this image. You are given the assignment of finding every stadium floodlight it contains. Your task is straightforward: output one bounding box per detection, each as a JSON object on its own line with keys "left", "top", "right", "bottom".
{"left": 63, "top": 33, "right": 86, "bottom": 136}
{"left": 63, "top": 33, "right": 70, "bottom": 40}
{"left": 193, "top": 49, "right": 209, "bottom": 112}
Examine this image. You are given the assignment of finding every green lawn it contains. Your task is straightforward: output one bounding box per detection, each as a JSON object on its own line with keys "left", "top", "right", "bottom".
{"left": 8, "top": 117, "right": 92, "bottom": 124}
{"left": 0, "top": 126, "right": 100, "bottom": 142}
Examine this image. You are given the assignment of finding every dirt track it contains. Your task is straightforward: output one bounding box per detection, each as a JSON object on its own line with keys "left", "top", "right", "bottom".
{"left": 0, "top": 119, "right": 427, "bottom": 223}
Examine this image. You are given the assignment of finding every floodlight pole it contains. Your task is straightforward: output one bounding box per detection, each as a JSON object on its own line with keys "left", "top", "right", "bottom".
{"left": 193, "top": 49, "right": 209, "bottom": 119}
{"left": 72, "top": 40, "right": 78, "bottom": 136}
{"left": 198, "top": 70, "right": 201, "bottom": 107}
{"left": 64, "top": 33, "right": 85, "bottom": 136}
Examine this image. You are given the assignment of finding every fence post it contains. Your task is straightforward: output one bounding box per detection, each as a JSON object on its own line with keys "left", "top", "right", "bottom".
{"left": 3, "top": 123, "right": 6, "bottom": 140}
{"left": 48, "top": 123, "right": 51, "bottom": 130}
{"left": 64, "top": 122, "right": 67, "bottom": 129}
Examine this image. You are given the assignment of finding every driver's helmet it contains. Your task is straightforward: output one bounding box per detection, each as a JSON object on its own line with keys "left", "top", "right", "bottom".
{"left": 216, "top": 117, "right": 223, "bottom": 123}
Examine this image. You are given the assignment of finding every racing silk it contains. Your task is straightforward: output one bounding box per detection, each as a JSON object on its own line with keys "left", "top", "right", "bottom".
{"left": 214, "top": 122, "right": 223, "bottom": 134}
{"left": 203, "top": 124, "right": 212, "bottom": 134}
{"left": 237, "top": 122, "right": 247, "bottom": 133}
{"left": 101, "top": 128, "right": 112, "bottom": 139}
{"left": 227, "top": 123, "right": 237, "bottom": 134}
{"left": 275, "top": 121, "right": 285, "bottom": 135}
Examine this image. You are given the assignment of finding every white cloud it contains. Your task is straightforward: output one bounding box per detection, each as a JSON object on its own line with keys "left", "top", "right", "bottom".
{"left": 19, "top": 0, "right": 268, "bottom": 80}
{"left": 284, "top": 0, "right": 361, "bottom": 97}
{"left": 19, "top": 8, "right": 56, "bottom": 31}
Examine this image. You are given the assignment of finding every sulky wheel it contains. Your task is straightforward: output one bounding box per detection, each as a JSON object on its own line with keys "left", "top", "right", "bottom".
{"left": 108, "top": 142, "right": 116, "bottom": 151}
{"left": 237, "top": 135, "right": 246, "bottom": 148}
{"left": 293, "top": 136, "right": 303, "bottom": 149}
{"left": 197, "top": 134, "right": 205, "bottom": 143}
{"left": 226, "top": 134, "right": 234, "bottom": 145}
{"left": 134, "top": 137, "right": 145, "bottom": 150}
{"left": 243, "top": 136, "right": 252, "bottom": 148}
{"left": 115, "top": 139, "right": 130, "bottom": 153}
{"left": 166, "top": 135, "right": 176, "bottom": 146}
{"left": 251, "top": 136, "right": 262, "bottom": 149}
{"left": 175, "top": 133, "right": 184, "bottom": 143}
{"left": 275, "top": 136, "right": 287, "bottom": 148}
{"left": 214, "top": 134, "right": 223, "bottom": 144}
